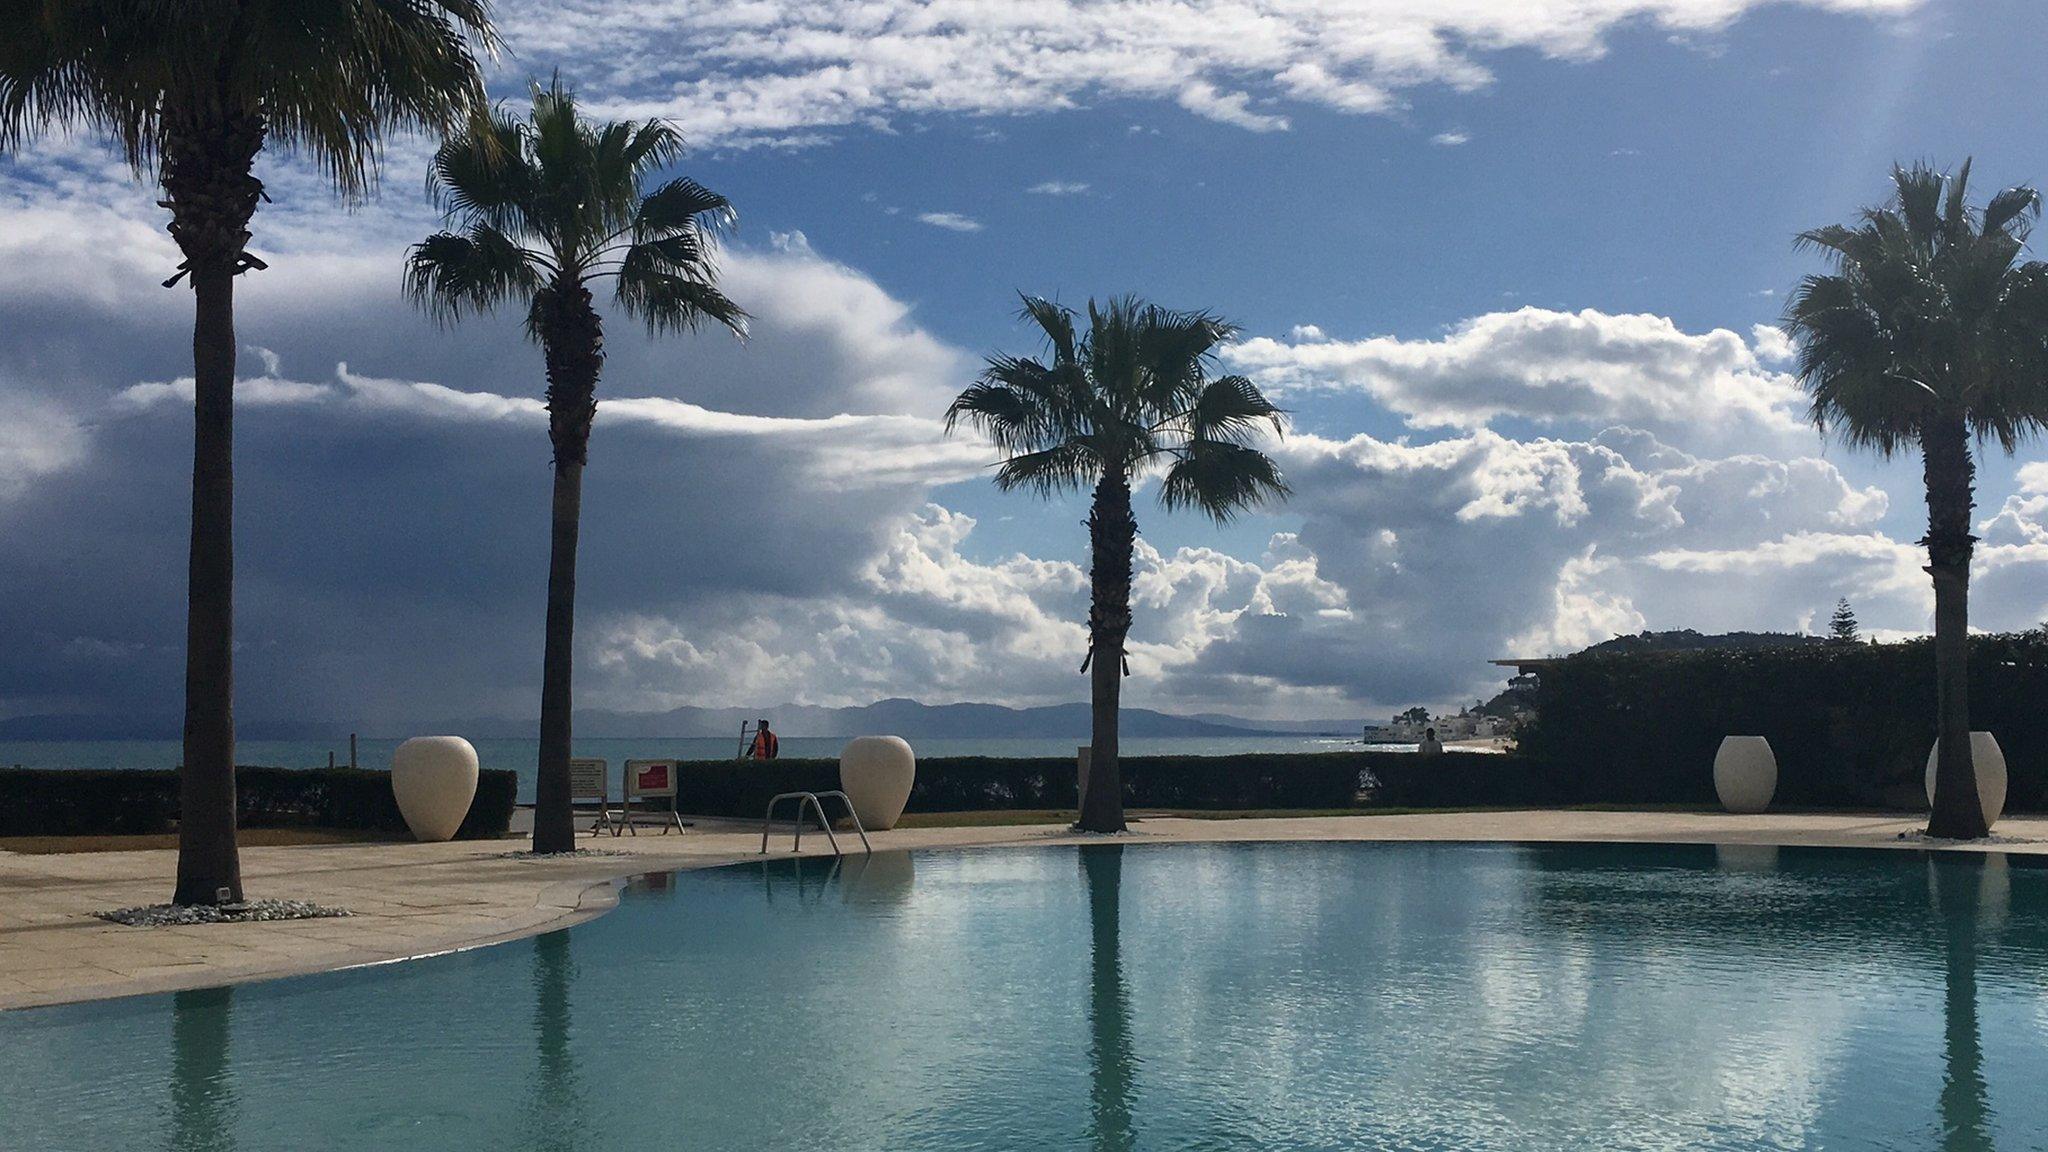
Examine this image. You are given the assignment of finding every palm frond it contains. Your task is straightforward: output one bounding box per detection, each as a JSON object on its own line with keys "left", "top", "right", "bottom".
{"left": 1940, "top": 157, "right": 1973, "bottom": 246}
{"left": 1983, "top": 185, "right": 2041, "bottom": 238}
{"left": 1793, "top": 223, "right": 1875, "bottom": 268}
{"left": 945, "top": 377, "right": 1063, "bottom": 455}
{"left": 615, "top": 254, "right": 748, "bottom": 337}
{"left": 1893, "top": 161, "right": 1946, "bottom": 247}
{"left": 633, "top": 177, "right": 735, "bottom": 245}
{"left": 1183, "top": 374, "right": 1285, "bottom": 443}
{"left": 992, "top": 441, "right": 1100, "bottom": 498}
{"left": 1134, "top": 305, "right": 1235, "bottom": 414}
{"left": 426, "top": 106, "right": 531, "bottom": 234}
{"left": 1017, "top": 295, "right": 1079, "bottom": 365}
{"left": 976, "top": 354, "right": 1089, "bottom": 441}
{"left": 404, "top": 225, "right": 544, "bottom": 327}
{"left": 1160, "top": 439, "right": 1290, "bottom": 524}
{"left": 585, "top": 117, "right": 675, "bottom": 239}
{"left": 1, "top": 0, "right": 495, "bottom": 194}
{"left": 621, "top": 119, "right": 685, "bottom": 180}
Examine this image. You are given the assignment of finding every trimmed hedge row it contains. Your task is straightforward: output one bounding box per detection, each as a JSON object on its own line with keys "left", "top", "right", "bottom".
{"left": 1515, "top": 631, "right": 2048, "bottom": 810}
{"left": 675, "top": 750, "right": 1531, "bottom": 817}
{"left": 0, "top": 766, "right": 518, "bottom": 839}
{"left": 1365, "top": 752, "right": 1562, "bottom": 808}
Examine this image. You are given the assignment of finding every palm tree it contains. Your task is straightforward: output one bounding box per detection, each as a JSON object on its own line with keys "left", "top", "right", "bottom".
{"left": 1, "top": 1, "right": 494, "bottom": 904}
{"left": 948, "top": 297, "right": 1288, "bottom": 832}
{"left": 1785, "top": 160, "right": 2048, "bottom": 840}
{"left": 407, "top": 79, "right": 746, "bottom": 854}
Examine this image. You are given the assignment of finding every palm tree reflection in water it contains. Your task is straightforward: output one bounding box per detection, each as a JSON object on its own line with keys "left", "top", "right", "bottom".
{"left": 168, "top": 986, "right": 235, "bottom": 1152}
{"left": 1933, "top": 855, "right": 2000, "bottom": 1152}
{"left": 529, "top": 930, "right": 585, "bottom": 1152}
{"left": 1082, "top": 844, "right": 1137, "bottom": 1152}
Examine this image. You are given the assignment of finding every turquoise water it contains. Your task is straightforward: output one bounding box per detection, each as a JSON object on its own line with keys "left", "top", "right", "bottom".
{"left": 0, "top": 736, "right": 1358, "bottom": 802}
{"left": 4, "top": 842, "right": 2044, "bottom": 1150}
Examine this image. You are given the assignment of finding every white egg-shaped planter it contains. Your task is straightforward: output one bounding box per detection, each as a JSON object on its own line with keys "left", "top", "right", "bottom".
{"left": 1712, "top": 736, "right": 1777, "bottom": 814}
{"left": 391, "top": 736, "right": 479, "bottom": 842}
{"left": 1924, "top": 731, "right": 2007, "bottom": 831}
{"left": 839, "top": 736, "right": 916, "bottom": 831}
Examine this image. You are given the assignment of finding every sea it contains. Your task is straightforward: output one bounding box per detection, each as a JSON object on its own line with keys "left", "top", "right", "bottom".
{"left": 0, "top": 734, "right": 1383, "bottom": 803}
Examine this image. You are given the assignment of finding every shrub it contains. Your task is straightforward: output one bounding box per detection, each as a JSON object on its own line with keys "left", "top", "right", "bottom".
{"left": 676, "top": 751, "right": 1521, "bottom": 817}
{"left": 0, "top": 766, "right": 518, "bottom": 839}
{"left": 1364, "top": 752, "right": 1563, "bottom": 807}
{"left": 1515, "top": 630, "right": 2048, "bottom": 810}
{"left": 0, "top": 770, "right": 180, "bottom": 836}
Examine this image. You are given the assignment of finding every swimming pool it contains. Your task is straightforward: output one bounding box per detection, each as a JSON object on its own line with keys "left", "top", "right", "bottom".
{"left": 3, "top": 841, "right": 2043, "bottom": 1150}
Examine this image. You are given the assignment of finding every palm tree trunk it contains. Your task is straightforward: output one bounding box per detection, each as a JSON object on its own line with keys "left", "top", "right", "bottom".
{"left": 1081, "top": 472, "right": 1135, "bottom": 833}
{"left": 1922, "top": 412, "right": 1985, "bottom": 840}
{"left": 532, "top": 459, "right": 584, "bottom": 854}
{"left": 174, "top": 266, "right": 242, "bottom": 905}
{"left": 163, "top": 109, "right": 264, "bottom": 906}
{"left": 532, "top": 282, "right": 604, "bottom": 854}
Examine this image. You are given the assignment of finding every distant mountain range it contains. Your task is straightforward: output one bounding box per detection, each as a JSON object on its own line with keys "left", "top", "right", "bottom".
{"left": 444, "top": 699, "right": 1315, "bottom": 740}
{"left": 2, "top": 632, "right": 1838, "bottom": 742}
{"left": 0, "top": 698, "right": 1357, "bottom": 741}
{"left": 1183, "top": 713, "right": 1369, "bottom": 736}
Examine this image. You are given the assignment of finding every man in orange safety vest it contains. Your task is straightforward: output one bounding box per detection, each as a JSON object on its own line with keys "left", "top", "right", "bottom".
{"left": 748, "top": 719, "right": 779, "bottom": 760}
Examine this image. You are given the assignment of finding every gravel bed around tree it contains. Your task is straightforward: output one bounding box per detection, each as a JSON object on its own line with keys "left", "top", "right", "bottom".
{"left": 95, "top": 900, "right": 354, "bottom": 927}
{"left": 491, "top": 848, "right": 634, "bottom": 860}
{"left": 1894, "top": 829, "right": 2040, "bottom": 846}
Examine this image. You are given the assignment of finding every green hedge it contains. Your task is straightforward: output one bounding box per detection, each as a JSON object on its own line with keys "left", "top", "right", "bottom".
{"left": 676, "top": 750, "right": 1529, "bottom": 816}
{"left": 0, "top": 766, "right": 518, "bottom": 839}
{"left": 1515, "top": 630, "right": 2048, "bottom": 810}
{"left": 1365, "top": 752, "right": 1562, "bottom": 807}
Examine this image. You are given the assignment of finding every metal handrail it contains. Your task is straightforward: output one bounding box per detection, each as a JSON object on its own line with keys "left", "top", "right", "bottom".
{"left": 760, "top": 790, "right": 872, "bottom": 856}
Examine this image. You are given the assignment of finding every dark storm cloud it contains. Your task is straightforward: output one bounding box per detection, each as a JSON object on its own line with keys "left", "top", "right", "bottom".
{"left": 0, "top": 199, "right": 985, "bottom": 725}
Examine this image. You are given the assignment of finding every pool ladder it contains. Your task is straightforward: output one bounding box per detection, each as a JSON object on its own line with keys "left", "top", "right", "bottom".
{"left": 759, "top": 791, "right": 872, "bottom": 857}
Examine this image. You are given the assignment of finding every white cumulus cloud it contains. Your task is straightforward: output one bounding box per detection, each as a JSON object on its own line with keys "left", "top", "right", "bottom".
{"left": 497, "top": 0, "right": 1919, "bottom": 144}
{"left": 1227, "top": 307, "right": 1809, "bottom": 441}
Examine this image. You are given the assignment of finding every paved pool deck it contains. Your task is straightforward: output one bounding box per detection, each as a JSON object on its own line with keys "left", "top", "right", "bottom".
{"left": 3, "top": 808, "right": 2044, "bottom": 1012}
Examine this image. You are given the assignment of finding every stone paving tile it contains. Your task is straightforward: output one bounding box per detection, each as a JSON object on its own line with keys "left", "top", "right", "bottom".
{"left": 14, "top": 968, "right": 127, "bottom": 992}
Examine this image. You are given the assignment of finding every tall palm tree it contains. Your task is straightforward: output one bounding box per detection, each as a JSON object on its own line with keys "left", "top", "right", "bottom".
{"left": 1, "top": 1, "right": 494, "bottom": 904}
{"left": 407, "top": 79, "right": 746, "bottom": 853}
{"left": 1785, "top": 160, "right": 2048, "bottom": 840}
{"left": 948, "top": 297, "right": 1288, "bottom": 832}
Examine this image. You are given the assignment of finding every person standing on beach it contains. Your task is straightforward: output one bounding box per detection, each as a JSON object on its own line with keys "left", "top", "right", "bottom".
{"left": 749, "top": 720, "right": 780, "bottom": 760}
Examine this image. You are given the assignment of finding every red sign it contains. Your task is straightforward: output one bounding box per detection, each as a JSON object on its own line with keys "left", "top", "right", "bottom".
{"left": 636, "top": 764, "right": 671, "bottom": 791}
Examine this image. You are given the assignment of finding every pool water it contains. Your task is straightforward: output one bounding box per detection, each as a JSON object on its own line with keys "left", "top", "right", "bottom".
{"left": 4, "top": 842, "right": 2045, "bottom": 1151}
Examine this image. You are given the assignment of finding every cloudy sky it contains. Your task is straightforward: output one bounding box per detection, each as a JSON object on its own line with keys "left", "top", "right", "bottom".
{"left": 5, "top": 0, "right": 2048, "bottom": 727}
